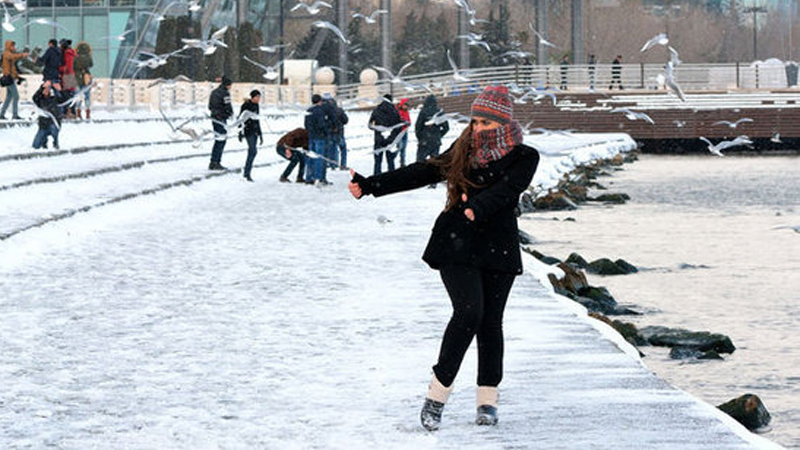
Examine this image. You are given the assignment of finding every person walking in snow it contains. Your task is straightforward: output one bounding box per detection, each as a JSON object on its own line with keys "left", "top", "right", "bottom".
{"left": 208, "top": 76, "right": 233, "bottom": 170}
{"left": 609, "top": 55, "right": 624, "bottom": 90}
{"left": 1, "top": 40, "right": 29, "bottom": 120}
{"left": 348, "top": 85, "right": 540, "bottom": 431}
{"left": 277, "top": 127, "right": 309, "bottom": 183}
{"left": 414, "top": 94, "right": 449, "bottom": 163}
{"left": 58, "top": 39, "right": 77, "bottom": 119}
{"left": 237, "top": 89, "right": 263, "bottom": 182}
{"left": 368, "top": 93, "right": 404, "bottom": 175}
{"left": 395, "top": 98, "right": 411, "bottom": 167}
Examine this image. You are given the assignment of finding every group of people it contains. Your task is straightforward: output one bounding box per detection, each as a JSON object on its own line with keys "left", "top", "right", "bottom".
{"left": 557, "top": 53, "right": 624, "bottom": 90}
{"left": 1, "top": 38, "right": 94, "bottom": 149}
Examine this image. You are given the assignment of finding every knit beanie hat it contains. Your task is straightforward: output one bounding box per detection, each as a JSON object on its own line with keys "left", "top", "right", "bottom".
{"left": 471, "top": 85, "right": 513, "bottom": 125}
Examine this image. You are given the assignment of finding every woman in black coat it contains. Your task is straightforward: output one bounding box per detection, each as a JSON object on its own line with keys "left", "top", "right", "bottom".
{"left": 349, "top": 86, "right": 539, "bottom": 431}
{"left": 238, "top": 90, "right": 263, "bottom": 182}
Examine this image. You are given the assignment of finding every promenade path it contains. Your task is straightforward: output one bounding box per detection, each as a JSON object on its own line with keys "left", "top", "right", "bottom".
{"left": 0, "top": 113, "right": 780, "bottom": 448}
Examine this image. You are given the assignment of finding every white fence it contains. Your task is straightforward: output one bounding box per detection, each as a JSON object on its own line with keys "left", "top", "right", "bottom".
{"left": 3, "top": 63, "right": 798, "bottom": 110}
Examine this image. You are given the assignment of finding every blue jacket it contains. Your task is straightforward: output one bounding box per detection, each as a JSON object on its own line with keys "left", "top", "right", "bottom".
{"left": 304, "top": 103, "right": 330, "bottom": 139}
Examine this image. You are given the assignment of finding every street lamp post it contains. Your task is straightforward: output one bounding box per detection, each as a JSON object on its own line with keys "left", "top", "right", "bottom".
{"left": 744, "top": 5, "right": 768, "bottom": 60}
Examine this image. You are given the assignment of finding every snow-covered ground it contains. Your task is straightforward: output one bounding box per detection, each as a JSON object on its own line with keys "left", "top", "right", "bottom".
{"left": 0, "top": 106, "right": 781, "bottom": 448}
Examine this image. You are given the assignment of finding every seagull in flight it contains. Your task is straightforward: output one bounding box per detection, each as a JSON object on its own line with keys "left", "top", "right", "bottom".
{"left": 668, "top": 46, "right": 682, "bottom": 66}
{"left": 147, "top": 74, "right": 192, "bottom": 88}
{"left": 425, "top": 111, "right": 467, "bottom": 126}
{"left": 1, "top": 2, "right": 25, "bottom": 32}
{"left": 640, "top": 33, "right": 669, "bottom": 53}
{"left": 102, "top": 28, "right": 136, "bottom": 42}
{"left": 529, "top": 23, "right": 558, "bottom": 48}
{"left": 712, "top": 118, "right": 754, "bottom": 128}
{"left": 447, "top": 49, "right": 470, "bottom": 82}
{"left": 159, "top": 107, "right": 211, "bottom": 146}
{"left": 22, "top": 17, "right": 67, "bottom": 32}
{"left": 699, "top": 135, "right": 752, "bottom": 156}
{"left": 372, "top": 61, "right": 414, "bottom": 85}
{"left": 9, "top": 0, "right": 26, "bottom": 11}
{"left": 611, "top": 107, "right": 655, "bottom": 124}
{"left": 771, "top": 132, "right": 782, "bottom": 143}
{"left": 663, "top": 60, "right": 686, "bottom": 102}
{"left": 181, "top": 26, "right": 228, "bottom": 55}
{"left": 312, "top": 20, "right": 350, "bottom": 44}
{"left": 457, "top": 33, "right": 491, "bottom": 52}
{"left": 290, "top": 0, "right": 331, "bottom": 15}
{"left": 351, "top": 9, "right": 387, "bottom": 24}
{"left": 243, "top": 56, "right": 283, "bottom": 81}
{"left": 252, "top": 43, "right": 290, "bottom": 53}
{"left": 453, "top": 0, "right": 487, "bottom": 26}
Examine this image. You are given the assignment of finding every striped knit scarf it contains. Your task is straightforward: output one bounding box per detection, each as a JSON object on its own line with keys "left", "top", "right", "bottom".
{"left": 472, "top": 120, "right": 523, "bottom": 168}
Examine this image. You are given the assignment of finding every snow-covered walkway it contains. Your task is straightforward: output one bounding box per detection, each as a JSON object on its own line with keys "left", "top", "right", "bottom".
{"left": 0, "top": 110, "right": 779, "bottom": 449}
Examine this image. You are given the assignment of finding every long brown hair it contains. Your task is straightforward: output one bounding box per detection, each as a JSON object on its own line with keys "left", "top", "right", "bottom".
{"left": 430, "top": 125, "right": 480, "bottom": 211}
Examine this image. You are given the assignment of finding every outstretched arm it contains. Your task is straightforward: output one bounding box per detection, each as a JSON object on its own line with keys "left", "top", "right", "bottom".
{"left": 348, "top": 153, "right": 448, "bottom": 199}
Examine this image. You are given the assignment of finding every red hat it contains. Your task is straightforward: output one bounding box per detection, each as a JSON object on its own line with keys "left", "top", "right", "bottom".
{"left": 471, "top": 85, "right": 513, "bottom": 125}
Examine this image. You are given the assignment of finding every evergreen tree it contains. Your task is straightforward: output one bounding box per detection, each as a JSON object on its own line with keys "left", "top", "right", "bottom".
{"left": 479, "top": 1, "right": 518, "bottom": 67}
{"left": 238, "top": 22, "right": 263, "bottom": 82}
{"left": 222, "top": 26, "right": 240, "bottom": 82}
{"left": 204, "top": 26, "right": 225, "bottom": 81}
{"left": 153, "top": 17, "right": 178, "bottom": 79}
{"left": 347, "top": 17, "right": 381, "bottom": 79}
{"left": 396, "top": 11, "right": 452, "bottom": 75}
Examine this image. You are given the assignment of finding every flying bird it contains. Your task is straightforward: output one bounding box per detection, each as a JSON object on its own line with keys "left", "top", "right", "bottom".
{"left": 771, "top": 132, "right": 782, "bottom": 143}
{"left": 453, "top": 0, "right": 487, "bottom": 26}
{"left": 1, "top": 2, "right": 24, "bottom": 32}
{"left": 699, "top": 135, "right": 752, "bottom": 156}
{"left": 529, "top": 23, "right": 558, "bottom": 48}
{"left": 290, "top": 0, "right": 331, "bottom": 15}
{"left": 159, "top": 107, "right": 211, "bottom": 146}
{"left": 640, "top": 33, "right": 669, "bottom": 53}
{"left": 611, "top": 107, "right": 655, "bottom": 124}
{"left": 243, "top": 55, "right": 283, "bottom": 81}
{"left": 376, "top": 215, "right": 393, "bottom": 225}
{"left": 668, "top": 46, "right": 682, "bottom": 66}
{"left": 252, "top": 43, "right": 290, "bottom": 53}
{"left": 102, "top": 28, "right": 136, "bottom": 42}
{"left": 446, "top": 49, "right": 470, "bottom": 82}
{"left": 147, "top": 74, "right": 192, "bottom": 88}
{"left": 712, "top": 118, "right": 754, "bottom": 128}
{"left": 372, "top": 61, "right": 414, "bottom": 85}
{"left": 456, "top": 33, "right": 491, "bottom": 52}
{"left": 22, "top": 17, "right": 67, "bottom": 32}
{"left": 350, "top": 9, "right": 387, "bottom": 24}
{"left": 181, "top": 26, "right": 228, "bottom": 55}
{"left": 312, "top": 20, "right": 350, "bottom": 44}
{"left": 663, "top": 60, "right": 686, "bottom": 102}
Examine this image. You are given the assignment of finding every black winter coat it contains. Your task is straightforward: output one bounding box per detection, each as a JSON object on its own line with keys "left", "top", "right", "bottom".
{"left": 415, "top": 96, "right": 449, "bottom": 153}
{"left": 304, "top": 103, "right": 329, "bottom": 139}
{"left": 369, "top": 99, "right": 403, "bottom": 148}
{"left": 208, "top": 84, "right": 232, "bottom": 121}
{"left": 332, "top": 105, "right": 348, "bottom": 135}
{"left": 356, "top": 143, "right": 540, "bottom": 274}
{"left": 38, "top": 46, "right": 62, "bottom": 81}
{"left": 239, "top": 100, "right": 262, "bottom": 137}
{"left": 33, "top": 86, "right": 63, "bottom": 129}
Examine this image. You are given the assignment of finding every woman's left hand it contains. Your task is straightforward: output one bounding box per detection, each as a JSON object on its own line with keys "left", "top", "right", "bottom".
{"left": 462, "top": 193, "right": 475, "bottom": 221}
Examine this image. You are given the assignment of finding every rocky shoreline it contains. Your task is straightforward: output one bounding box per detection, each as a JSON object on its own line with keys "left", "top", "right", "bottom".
{"left": 519, "top": 150, "right": 772, "bottom": 432}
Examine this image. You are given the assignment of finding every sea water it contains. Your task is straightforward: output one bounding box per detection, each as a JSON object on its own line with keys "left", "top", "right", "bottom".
{"left": 519, "top": 154, "right": 800, "bottom": 448}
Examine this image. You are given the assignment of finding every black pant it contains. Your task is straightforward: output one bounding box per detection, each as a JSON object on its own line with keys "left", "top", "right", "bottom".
{"left": 433, "top": 265, "right": 516, "bottom": 388}
{"left": 244, "top": 134, "right": 258, "bottom": 177}
{"left": 210, "top": 121, "right": 227, "bottom": 164}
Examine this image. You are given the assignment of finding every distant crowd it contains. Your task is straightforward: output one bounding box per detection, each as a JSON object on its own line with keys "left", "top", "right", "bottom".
{"left": 2, "top": 38, "right": 94, "bottom": 149}
{"left": 206, "top": 75, "right": 451, "bottom": 185}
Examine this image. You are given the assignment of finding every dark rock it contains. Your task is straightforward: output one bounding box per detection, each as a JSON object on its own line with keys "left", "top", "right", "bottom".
{"left": 533, "top": 192, "right": 578, "bottom": 211}
{"left": 564, "top": 217, "right": 576, "bottom": 222}
{"left": 578, "top": 285, "right": 616, "bottom": 305}
{"left": 566, "top": 252, "right": 589, "bottom": 268}
{"left": 614, "top": 259, "right": 638, "bottom": 274}
{"left": 563, "top": 184, "right": 588, "bottom": 202}
{"left": 608, "top": 154, "right": 626, "bottom": 166}
{"left": 639, "top": 326, "right": 736, "bottom": 354}
{"left": 589, "top": 193, "right": 630, "bottom": 204}
{"left": 586, "top": 258, "right": 628, "bottom": 275}
{"left": 589, "top": 313, "right": 648, "bottom": 347}
{"left": 718, "top": 394, "right": 771, "bottom": 431}
{"left": 521, "top": 247, "right": 560, "bottom": 265}
{"left": 669, "top": 346, "right": 724, "bottom": 360}
{"left": 518, "top": 229, "right": 535, "bottom": 245}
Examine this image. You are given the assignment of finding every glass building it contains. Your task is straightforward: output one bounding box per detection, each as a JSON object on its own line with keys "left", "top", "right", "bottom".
{"left": 1, "top": 0, "right": 282, "bottom": 78}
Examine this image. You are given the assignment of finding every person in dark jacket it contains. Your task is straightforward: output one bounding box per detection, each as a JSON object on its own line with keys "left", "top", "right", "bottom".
{"left": 277, "top": 127, "right": 309, "bottom": 183}
{"left": 303, "top": 94, "right": 332, "bottom": 185}
{"left": 37, "top": 39, "right": 62, "bottom": 87}
{"left": 32, "top": 80, "right": 63, "bottom": 149}
{"left": 349, "top": 85, "right": 539, "bottom": 432}
{"left": 237, "top": 89, "right": 263, "bottom": 181}
{"left": 368, "top": 93, "right": 404, "bottom": 175}
{"left": 414, "top": 95, "right": 450, "bottom": 163}
{"left": 208, "top": 76, "right": 233, "bottom": 170}
{"left": 609, "top": 55, "right": 623, "bottom": 90}
{"left": 327, "top": 95, "right": 349, "bottom": 169}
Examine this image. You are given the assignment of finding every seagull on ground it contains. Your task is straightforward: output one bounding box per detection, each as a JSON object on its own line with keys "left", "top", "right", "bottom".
{"left": 376, "top": 215, "right": 393, "bottom": 225}
{"left": 290, "top": 0, "right": 331, "bottom": 15}
{"left": 771, "top": 132, "right": 782, "bottom": 143}
{"left": 699, "top": 136, "right": 752, "bottom": 156}
{"left": 712, "top": 118, "right": 754, "bottom": 128}
{"left": 529, "top": 23, "right": 558, "bottom": 48}
{"left": 611, "top": 107, "right": 655, "bottom": 124}
{"left": 640, "top": 33, "right": 669, "bottom": 53}
{"left": 312, "top": 20, "right": 350, "bottom": 44}
{"left": 350, "top": 9, "right": 387, "bottom": 24}
{"left": 243, "top": 56, "right": 283, "bottom": 81}
{"left": 771, "top": 225, "right": 800, "bottom": 233}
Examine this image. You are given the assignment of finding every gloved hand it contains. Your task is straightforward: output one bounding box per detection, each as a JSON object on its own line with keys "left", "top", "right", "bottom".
{"left": 237, "top": 131, "right": 243, "bottom": 142}
{"left": 259, "top": 135, "right": 263, "bottom": 146}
